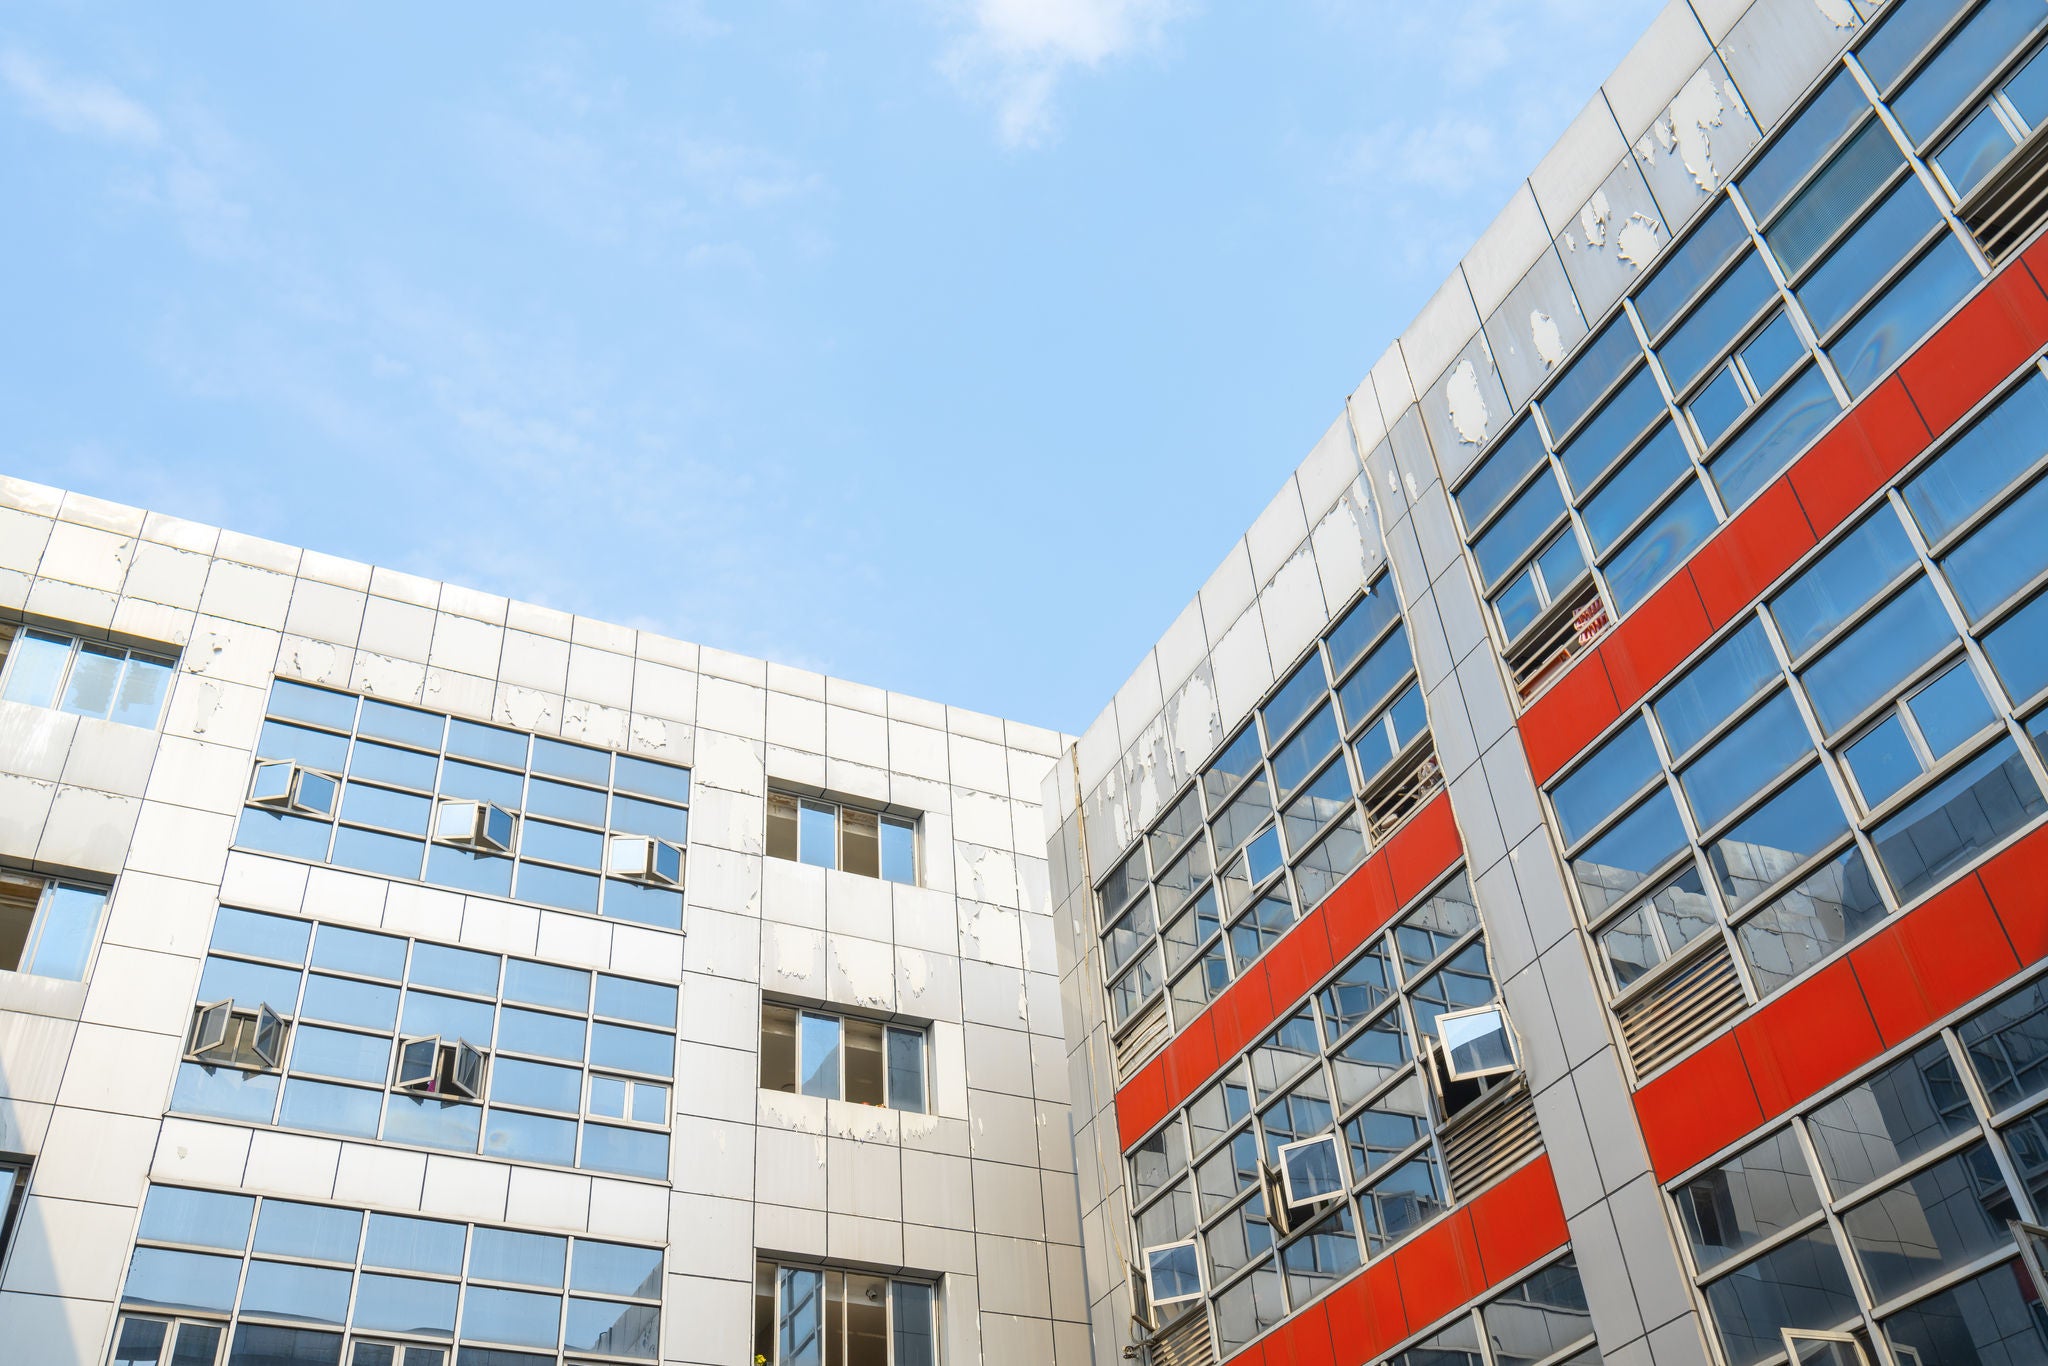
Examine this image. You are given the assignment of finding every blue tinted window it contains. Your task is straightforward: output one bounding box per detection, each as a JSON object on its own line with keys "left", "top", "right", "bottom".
{"left": 138, "top": 1187, "right": 254, "bottom": 1250}
{"left": 1262, "top": 656, "right": 1329, "bottom": 745}
{"left": 524, "top": 777, "right": 607, "bottom": 827}
{"left": 1659, "top": 254, "right": 1777, "bottom": 392}
{"left": 171, "top": 1062, "right": 279, "bottom": 1123}
{"left": 352, "top": 1273, "right": 459, "bottom": 1338}
{"left": 268, "top": 681, "right": 358, "bottom": 732}
{"left": 505, "top": 959, "right": 589, "bottom": 1012}
{"left": 253, "top": 1201, "right": 362, "bottom": 1263}
{"left": 1272, "top": 705, "right": 1341, "bottom": 799}
{"left": 256, "top": 720, "right": 350, "bottom": 773}
{"left": 122, "top": 1246, "right": 244, "bottom": 1313}
{"left": 1986, "top": 590, "right": 2048, "bottom": 702}
{"left": 1637, "top": 197, "right": 1752, "bottom": 337}
{"left": 211, "top": 907, "right": 311, "bottom": 964}
{"left": 1942, "top": 473, "right": 2048, "bottom": 623}
{"left": 1708, "top": 765, "right": 1850, "bottom": 913}
{"left": 1742, "top": 71, "right": 1874, "bottom": 222}
{"left": 593, "top": 1023, "right": 673, "bottom": 1077}
{"left": 1873, "top": 738, "right": 2047, "bottom": 901}
{"left": 299, "top": 974, "right": 399, "bottom": 1031}
{"left": 497, "top": 1007, "right": 585, "bottom": 1062}
{"left": 1829, "top": 236, "right": 1980, "bottom": 396}
{"left": 484, "top": 1109, "right": 578, "bottom": 1166}
{"left": 488, "top": 1058, "right": 582, "bottom": 1112}
{"left": 1680, "top": 691, "right": 1814, "bottom": 831}
{"left": 1474, "top": 473, "right": 1568, "bottom": 587}
{"left": 1456, "top": 420, "right": 1547, "bottom": 531}
{"left": 1799, "top": 177, "right": 1943, "bottom": 335}
{"left": 1905, "top": 378, "right": 2048, "bottom": 543}
{"left": 310, "top": 925, "right": 405, "bottom": 980}
{"left": 614, "top": 754, "right": 690, "bottom": 803}
{"left": 471, "top": 1227, "right": 568, "bottom": 1287}
{"left": 287, "top": 1027, "right": 390, "bottom": 1084}
{"left": 339, "top": 783, "right": 431, "bottom": 835}
{"left": 410, "top": 942, "right": 500, "bottom": 996}
{"left": 1770, "top": 119, "right": 1904, "bottom": 281}
{"left": 197, "top": 956, "right": 303, "bottom": 1013}
{"left": 446, "top": 719, "right": 527, "bottom": 769}
{"left": 596, "top": 974, "right": 677, "bottom": 1027}
{"left": 1803, "top": 579, "right": 1957, "bottom": 734}
{"left": 1337, "top": 623, "right": 1412, "bottom": 730}
{"left": 1583, "top": 424, "right": 1691, "bottom": 555}
{"left": 357, "top": 698, "right": 444, "bottom": 749}
{"left": 362, "top": 1213, "right": 465, "bottom": 1275}
{"left": 1552, "top": 720, "right": 1661, "bottom": 847}
{"left": 1325, "top": 581, "right": 1403, "bottom": 675}
{"left": 1539, "top": 317, "right": 1642, "bottom": 440}
{"left": 1891, "top": 0, "right": 2048, "bottom": 140}
{"left": 1555, "top": 367, "right": 1667, "bottom": 494}
{"left": 1570, "top": 790, "right": 1690, "bottom": 920}
{"left": 236, "top": 807, "right": 333, "bottom": 861}
{"left": 517, "top": 862, "right": 601, "bottom": 913}
{"left": 276, "top": 1078, "right": 382, "bottom": 1138}
{"left": 1656, "top": 620, "right": 1782, "bottom": 759}
{"left": 401, "top": 989, "right": 494, "bottom": 1042}
{"left": 1706, "top": 366, "right": 1840, "bottom": 511}
{"left": 1771, "top": 514, "right": 1918, "bottom": 659}
{"left": 1606, "top": 480, "right": 1719, "bottom": 614}
{"left": 382, "top": 1094, "right": 482, "bottom": 1151}
{"left": 330, "top": 827, "right": 425, "bottom": 880}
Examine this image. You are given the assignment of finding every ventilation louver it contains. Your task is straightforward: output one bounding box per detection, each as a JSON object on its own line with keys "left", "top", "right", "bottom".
{"left": 1959, "top": 121, "right": 2048, "bottom": 261}
{"left": 1617, "top": 942, "right": 1748, "bottom": 1078}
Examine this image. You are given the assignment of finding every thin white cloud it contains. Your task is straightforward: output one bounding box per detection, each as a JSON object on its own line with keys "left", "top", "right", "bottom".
{"left": 0, "top": 48, "right": 161, "bottom": 145}
{"left": 938, "top": 0, "right": 1187, "bottom": 147}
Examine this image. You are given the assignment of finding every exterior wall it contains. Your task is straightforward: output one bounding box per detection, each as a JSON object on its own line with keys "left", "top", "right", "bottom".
{"left": 1051, "top": 3, "right": 2048, "bottom": 1366}
{"left": 0, "top": 475, "right": 1090, "bottom": 1365}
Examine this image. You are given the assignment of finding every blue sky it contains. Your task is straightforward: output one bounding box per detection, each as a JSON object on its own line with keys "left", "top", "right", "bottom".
{"left": 0, "top": 0, "right": 1667, "bottom": 733}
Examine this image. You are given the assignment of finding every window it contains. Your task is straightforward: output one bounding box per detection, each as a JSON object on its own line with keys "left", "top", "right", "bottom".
{"left": 759, "top": 1003, "right": 927, "bottom": 1113}
{"left": 170, "top": 909, "right": 677, "bottom": 1180}
{"left": 752, "top": 1261, "right": 938, "bottom": 1366}
{"left": 1674, "top": 971, "right": 2048, "bottom": 1365}
{"left": 766, "top": 793, "right": 917, "bottom": 885}
{"left": 0, "top": 870, "right": 110, "bottom": 981}
{"left": 237, "top": 680, "right": 690, "bottom": 929}
{"left": 1122, "top": 873, "right": 1519, "bottom": 1342}
{"left": 0, "top": 623, "right": 176, "bottom": 727}
{"left": 0, "top": 1155, "right": 26, "bottom": 1272}
{"left": 112, "top": 1186, "right": 661, "bottom": 1366}
{"left": 1144, "top": 1239, "right": 1203, "bottom": 1308}
{"left": 1102, "top": 576, "right": 1434, "bottom": 1048}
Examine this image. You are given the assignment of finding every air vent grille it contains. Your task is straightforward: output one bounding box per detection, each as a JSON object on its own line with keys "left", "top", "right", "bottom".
{"left": 1508, "top": 577, "right": 1607, "bottom": 701}
{"left": 1959, "top": 121, "right": 2048, "bottom": 261}
{"left": 1146, "top": 1307, "right": 1217, "bottom": 1366}
{"left": 1618, "top": 943, "right": 1748, "bottom": 1078}
{"left": 1440, "top": 1076, "right": 1543, "bottom": 1200}
{"left": 1114, "top": 996, "right": 1173, "bottom": 1083}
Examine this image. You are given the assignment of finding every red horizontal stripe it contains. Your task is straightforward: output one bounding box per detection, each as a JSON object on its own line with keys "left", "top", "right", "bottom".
{"left": 1114, "top": 793, "right": 1463, "bottom": 1151}
{"left": 1521, "top": 246, "right": 2048, "bottom": 787}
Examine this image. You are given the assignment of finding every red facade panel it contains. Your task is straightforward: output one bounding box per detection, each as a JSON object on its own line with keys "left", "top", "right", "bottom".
{"left": 1901, "top": 264, "right": 2048, "bottom": 435}
{"left": 1979, "top": 823, "right": 2048, "bottom": 964}
{"left": 1685, "top": 478, "right": 1818, "bottom": 629}
{"left": 1521, "top": 653, "right": 1623, "bottom": 787}
{"left": 1634, "top": 1033, "right": 1765, "bottom": 1180}
{"left": 1786, "top": 377, "right": 1932, "bottom": 539}
{"left": 1849, "top": 875, "right": 2017, "bottom": 1047}
{"left": 1468, "top": 1155, "right": 1571, "bottom": 1284}
{"left": 1733, "top": 961, "right": 1885, "bottom": 1120}
{"left": 1596, "top": 570, "right": 1712, "bottom": 711}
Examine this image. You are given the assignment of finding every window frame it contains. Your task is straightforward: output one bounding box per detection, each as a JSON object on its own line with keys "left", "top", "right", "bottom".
{"left": 0, "top": 623, "right": 178, "bottom": 729}
{"left": 0, "top": 870, "right": 112, "bottom": 983}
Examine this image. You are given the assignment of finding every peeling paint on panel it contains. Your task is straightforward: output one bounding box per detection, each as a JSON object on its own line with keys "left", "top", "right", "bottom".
{"left": 1815, "top": 0, "right": 1859, "bottom": 28}
{"left": 832, "top": 940, "right": 893, "bottom": 1010}
{"left": 1166, "top": 668, "right": 1220, "bottom": 778}
{"left": 1638, "top": 66, "right": 1750, "bottom": 193}
{"left": 1578, "top": 191, "right": 1612, "bottom": 249}
{"left": 901, "top": 951, "right": 931, "bottom": 999}
{"left": 1445, "top": 360, "right": 1491, "bottom": 446}
{"left": 628, "top": 713, "right": 668, "bottom": 754}
{"left": 186, "top": 633, "right": 228, "bottom": 676}
{"left": 1615, "top": 214, "right": 1666, "bottom": 269}
{"left": 498, "top": 686, "right": 557, "bottom": 733}
{"left": 1531, "top": 310, "right": 1565, "bottom": 368}
{"left": 190, "top": 681, "right": 221, "bottom": 735}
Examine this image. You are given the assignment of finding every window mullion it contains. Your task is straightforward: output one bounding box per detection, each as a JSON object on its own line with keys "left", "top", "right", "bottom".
{"left": 1845, "top": 48, "right": 1996, "bottom": 278}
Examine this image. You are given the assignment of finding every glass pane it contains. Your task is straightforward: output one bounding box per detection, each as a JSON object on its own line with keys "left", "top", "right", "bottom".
{"left": 1605, "top": 478, "right": 1717, "bottom": 617}
{"left": 1872, "top": 737, "right": 2046, "bottom": 901}
{"left": 1829, "top": 236, "right": 1982, "bottom": 396}
{"left": 1325, "top": 578, "right": 1403, "bottom": 675}
{"left": 138, "top": 1186, "right": 255, "bottom": 1250}
{"left": 408, "top": 943, "right": 499, "bottom": 997}
{"left": 123, "top": 1247, "right": 244, "bottom": 1313}
{"left": 1804, "top": 579, "right": 1956, "bottom": 735}
{"left": 1555, "top": 366, "right": 1668, "bottom": 494}
{"left": 1703, "top": 1229, "right": 1859, "bottom": 1366}
{"left": 459, "top": 1286, "right": 562, "bottom": 1350}
{"left": 1657, "top": 619, "right": 1782, "bottom": 760}
{"left": 1680, "top": 691, "right": 1813, "bottom": 831}
{"left": 353, "top": 1273, "right": 459, "bottom": 1338}
{"left": 892, "top": 1283, "right": 937, "bottom": 1366}
{"left": 1736, "top": 844, "right": 1888, "bottom": 994}
{"left": 253, "top": 1200, "right": 361, "bottom": 1263}
{"left": 1770, "top": 118, "right": 1905, "bottom": 281}
{"left": 2, "top": 631, "right": 71, "bottom": 707}
{"left": 1358, "top": 1155, "right": 1447, "bottom": 1251}
{"left": 1906, "top": 376, "right": 2048, "bottom": 543}
{"left": 111, "top": 655, "right": 175, "bottom": 727}
{"left": 1483, "top": 1258, "right": 1594, "bottom": 1366}
{"left": 1263, "top": 654, "right": 1330, "bottom": 744}
{"left": 171, "top": 1061, "right": 280, "bottom": 1123}
{"left": 226, "top": 1324, "right": 343, "bottom": 1366}
{"left": 381, "top": 1094, "right": 481, "bottom": 1151}
{"left": 1280, "top": 1202, "right": 1360, "bottom": 1305}
{"left": 1891, "top": 0, "right": 2048, "bottom": 142}
{"left": 1553, "top": 719, "right": 1661, "bottom": 847}
{"left": 778, "top": 1267, "right": 825, "bottom": 1366}
{"left": 1944, "top": 471, "right": 2048, "bottom": 623}
{"left": 1843, "top": 1141, "right": 2017, "bottom": 1302}
{"left": 581, "top": 1122, "right": 667, "bottom": 1179}
{"left": 21, "top": 882, "right": 104, "bottom": 981}
{"left": 1911, "top": 660, "right": 1998, "bottom": 760}
{"left": 1937, "top": 103, "right": 2021, "bottom": 197}
{"left": 240, "top": 1259, "right": 352, "bottom": 1324}
{"left": 590, "top": 1022, "right": 673, "bottom": 1077}
{"left": 1270, "top": 703, "right": 1340, "bottom": 800}
{"left": 57, "top": 642, "right": 124, "bottom": 719}
{"left": 563, "top": 1299, "right": 658, "bottom": 1360}
{"left": 1707, "top": 365, "right": 1840, "bottom": 511}
{"left": 843, "top": 1017, "right": 886, "bottom": 1106}
{"left": 1474, "top": 472, "right": 1569, "bottom": 588}
{"left": 1848, "top": 713, "right": 1926, "bottom": 809}
{"left": 363, "top": 1213, "right": 465, "bottom": 1275}
{"left": 1774, "top": 514, "right": 1919, "bottom": 659}
{"left": 1639, "top": 198, "right": 1753, "bottom": 336}
{"left": 1660, "top": 253, "right": 1777, "bottom": 392}
{"left": 1882, "top": 1257, "right": 2048, "bottom": 1365}
{"left": 1691, "top": 364, "right": 1752, "bottom": 447}
{"left": 1809, "top": 1038, "right": 1975, "bottom": 1195}
{"left": 1539, "top": 316, "right": 1643, "bottom": 441}
{"left": 879, "top": 818, "right": 916, "bottom": 884}
{"left": 1741, "top": 311, "right": 1806, "bottom": 394}
{"left": 595, "top": 974, "right": 674, "bottom": 1027}
{"left": 1708, "top": 765, "right": 1850, "bottom": 912}
{"left": 799, "top": 1013, "right": 840, "bottom": 1100}
{"left": 112, "top": 1318, "right": 168, "bottom": 1366}
{"left": 310, "top": 924, "right": 403, "bottom": 979}
{"left": 797, "top": 800, "right": 837, "bottom": 870}
{"left": 470, "top": 1227, "right": 567, "bottom": 1287}
{"left": 1676, "top": 1128, "right": 1821, "bottom": 1270}
{"left": 887, "top": 1027, "right": 925, "bottom": 1113}
{"left": 1572, "top": 789, "right": 1691, "bottom": 919}
{"left": 1961, "top": 978, "right": 2048, "bottom": 1109}
{"left": 1741, "top": 72, "right": 1872, "bottom": 222}
{"left": 504, "top": 960, "right": 589, "bottom": 1013}
{"left": 496, "top": 1007, "right": 585, "bottom": 1062}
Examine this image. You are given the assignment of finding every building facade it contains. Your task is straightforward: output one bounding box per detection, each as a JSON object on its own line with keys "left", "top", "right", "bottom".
{"left": 0, "top": 485, "right": 1090, "bottom": 1364}
{"left": 1046, "top": 1, "right": 2048, "bottom": 1365}
{"left": 7, "top": 2, "right": 2048, "bottom": 1366}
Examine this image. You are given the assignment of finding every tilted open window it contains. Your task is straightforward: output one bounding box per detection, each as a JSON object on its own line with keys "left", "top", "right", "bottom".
{"left": 1142, "top": 1239, "right": 1204, "bottom": 1307}
{"left": 1436, "top": 1004, "right": 1520, "bottom": 1082}
{"left": 432, "top": 799, "right": 515, "bottom": 854}
{"left": 1780, "top": 1328, "right": 1875, "bottom": 1365}
{"left": 1275, "top": 1134, "right": 1347, "bottom": 1210}
{"left": 393, "top": 1034, "right": 485, "bottom": 1099}
{"left": 607, "top": 834, "right": 683, "bottom": 887}
{"left": 248, "top": 760, "right": 339, "bottom": 818}
{"left": 185, "top": 999, "right": 287, "bottom": 1071}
